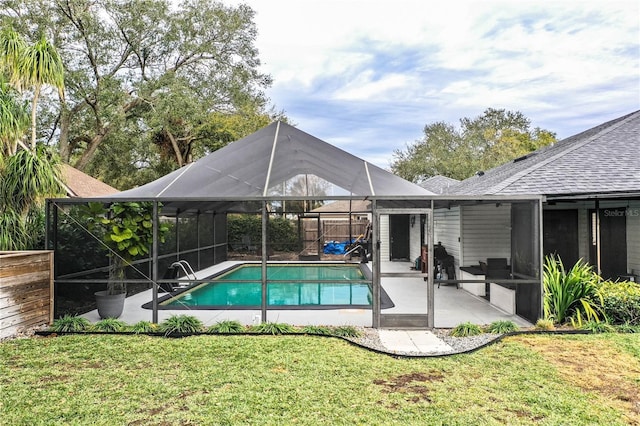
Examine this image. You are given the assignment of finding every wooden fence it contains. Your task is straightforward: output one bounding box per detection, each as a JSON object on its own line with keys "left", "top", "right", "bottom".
{"left": 302, "top": 219, "right": 369, "bottom": 254}
{"left": 0, "top": 251, "right": 53, "bottom": 339}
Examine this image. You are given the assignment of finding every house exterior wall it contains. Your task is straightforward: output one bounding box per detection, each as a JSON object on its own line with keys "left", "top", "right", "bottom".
{"left": 547, "top": 199, "right": 640, "bottom": 278}
{"left": 577, "top": 208, "right": 590, "bottom": 262}
{"left": 461, "top": 203, "right": 511, "bottom": 266}
{"left": 409, "top": 214, "right": 422, "bottom": 261}
{"left": 627, "top": 200, "right": 640, "bottom": 276}
{"left": 379, "top": 214, "right": 390, "bottom": 261}
{"left": 431, "top": 203, "right": 511, "bottom": 269}
{"left": 434, "top": 207, "right": 461, "bottom": 272}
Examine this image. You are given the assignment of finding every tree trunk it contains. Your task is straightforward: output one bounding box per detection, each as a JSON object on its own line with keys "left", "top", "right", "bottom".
{"left": 58, "top": 107, "right": 71, "bottom": 162}
{"left": 72, "top": 98, "right": 141, "bottom": 170}
{"left": 30, "top": 86, "right": 41, "bottom": 151}
{"left": 74, "top": 132, "right": 107, "bottom": 171}
{"left": 108, "top": 256, "right": 126, "bottom": 295}
{"left": 165, "top": 129, "right": 184, "bottom": 167}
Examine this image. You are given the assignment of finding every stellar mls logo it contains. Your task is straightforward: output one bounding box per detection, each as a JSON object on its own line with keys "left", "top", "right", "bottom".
{"left": 603, "top": 208, "right": 640, "bottom": 217}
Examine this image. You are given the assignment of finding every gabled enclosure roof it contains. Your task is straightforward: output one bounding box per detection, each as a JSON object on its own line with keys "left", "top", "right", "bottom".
{"left": 112, "top": 121, "right": 431, "bottom": 200}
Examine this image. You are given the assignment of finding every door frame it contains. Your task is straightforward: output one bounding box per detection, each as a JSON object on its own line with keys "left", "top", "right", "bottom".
{"left": 373, "top": 206, "right": 433, "bottom": 328}
{"left": 589, "top": 207, "right": 627, "bottom": 279}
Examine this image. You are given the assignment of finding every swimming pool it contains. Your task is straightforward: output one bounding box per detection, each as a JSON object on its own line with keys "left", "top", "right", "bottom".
{"left": 157, "top": 263, "right": 376, "bottom": 309}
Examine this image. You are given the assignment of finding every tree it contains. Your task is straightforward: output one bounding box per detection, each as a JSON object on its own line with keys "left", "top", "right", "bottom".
{"left": 1, "top": 26, "right": 64, "bottom": 151}
{"left": 1, "top": 0, "right": 276, "bottom": 188}
{"left": 79, "top": 201, "right": 169, "bottom": 295}
{"left": 0, "top": 26, "right": 64, "bottom": 250}
{"left": 391, "top": 108, "right": 557, "bottom": 182}
{"left": 0, "top": 77, "right": 29, "bottom": 156}
{"left": 0, "top": 145, "right": 64, "bottom": 250}
{"left": 0, "top": 26, "right": 29, "bottom": 156}
{"left": 15, "top": 34, "right": 65, "bottom": 150}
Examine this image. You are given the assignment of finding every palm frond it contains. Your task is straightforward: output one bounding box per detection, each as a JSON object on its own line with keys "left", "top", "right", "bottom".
{"left": 16, "top": 34, "right": 65, "bottom": 91}
{"left": 0, "top": 26, "right": 26, "bottom": 87}
{"left": 0, "top": 146, "right": 64, "bottom": 214}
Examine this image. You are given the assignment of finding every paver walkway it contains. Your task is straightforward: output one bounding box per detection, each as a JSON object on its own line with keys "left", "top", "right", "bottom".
{"left": 378, "top": 329, "right": 453, "bottom": 353}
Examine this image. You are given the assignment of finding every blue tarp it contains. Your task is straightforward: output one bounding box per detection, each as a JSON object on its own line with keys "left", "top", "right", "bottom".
{"left": 323, "top": 239, "right": 362, "bottom": 255}
{"left": 323, "top": 241, "right": 347, "bottom": 254}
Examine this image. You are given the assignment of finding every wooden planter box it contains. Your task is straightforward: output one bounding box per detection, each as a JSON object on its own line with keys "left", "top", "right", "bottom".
{"left": 0, "top": 251, "right": 53, "bottom": 339}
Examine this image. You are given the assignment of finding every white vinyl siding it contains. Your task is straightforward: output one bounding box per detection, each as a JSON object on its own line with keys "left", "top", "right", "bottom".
{"left": 378, "top": 214, "right": 428, "bottom": 263}
{"left": 379, "top": 214, "right": 390, "bottom": 261}
{"left": 434, "top": 207, "right": 461, "bottom": 272}
{"left": 409, "top": 214, "right": 422, "bottom": 261}
{"left": 461, "top": 204, "right": 511, "bottom": 266}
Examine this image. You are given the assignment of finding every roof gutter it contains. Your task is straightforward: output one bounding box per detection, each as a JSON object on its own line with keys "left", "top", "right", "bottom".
{"left": 546, "top": 191, "right": 640, "bottom": 201}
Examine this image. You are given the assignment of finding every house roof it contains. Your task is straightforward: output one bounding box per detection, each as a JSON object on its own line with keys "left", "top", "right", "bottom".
{"left": 419, "top": 175, "right": 460, "bottom": 194}
{"left": 111, "top": 121, "right": 432, "bottom": 200}
{"left": 61, "top": 164, "right": 119, "bottom": 197}
{"left": 311, "top": 199, "right": 371, "bottom": 213}
{"left": 450, "top": 110, "right": 640, "bottom": 198}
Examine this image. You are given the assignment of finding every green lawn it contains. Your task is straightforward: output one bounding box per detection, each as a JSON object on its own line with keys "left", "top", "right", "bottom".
{"left": 1, "top": 333, "right": 638, "bottom": 425}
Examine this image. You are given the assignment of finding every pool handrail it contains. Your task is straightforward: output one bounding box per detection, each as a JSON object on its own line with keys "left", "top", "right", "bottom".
{"left": 171, "top": 260, "right": 197, "bottom": 282}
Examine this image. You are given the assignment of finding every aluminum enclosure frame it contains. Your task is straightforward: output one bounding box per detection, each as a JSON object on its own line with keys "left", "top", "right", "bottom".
{"left": 46, "top": 194, "right": 544, "bottom": 328}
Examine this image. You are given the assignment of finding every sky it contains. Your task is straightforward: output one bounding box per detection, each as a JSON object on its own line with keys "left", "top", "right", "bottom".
{"left": 230, "top": 0, "right": 639, "bottom": 169}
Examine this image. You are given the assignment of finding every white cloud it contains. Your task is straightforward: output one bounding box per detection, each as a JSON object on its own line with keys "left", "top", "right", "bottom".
{"left": 228, "top": 0, "right": 639, "bottom": 168}
{"left": 334, "top": 72, "right": 411, "bottom": 101}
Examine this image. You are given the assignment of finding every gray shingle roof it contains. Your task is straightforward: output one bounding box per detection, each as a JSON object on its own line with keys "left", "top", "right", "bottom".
{"left": 419, "top": 175, "right": 460, "bottom": 194}
{"left": 311, "top": 199, "right": 371, "bottom": 212}
{"left": 450, "top": 110, "right": 640, "bottom": 197}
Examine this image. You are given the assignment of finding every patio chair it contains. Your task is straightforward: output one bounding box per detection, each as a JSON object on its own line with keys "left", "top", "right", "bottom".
{"left": 434, "top": 243, "right": 457, "bottom": 289}
{"left": 485, "top": 258, "right": 511, "bottom": 297}
{"left": 486, "top": 258, "right": 509, "bottom": 278}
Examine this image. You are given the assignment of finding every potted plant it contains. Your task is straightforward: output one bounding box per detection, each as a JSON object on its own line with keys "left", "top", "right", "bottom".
{"left": 82, "top": 202, "right": 168, "bottom": 319}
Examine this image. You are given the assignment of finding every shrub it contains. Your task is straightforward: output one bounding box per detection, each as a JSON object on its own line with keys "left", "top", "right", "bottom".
{"left": 300, "top": 325, "right": 334, "bottom": 335}
{"left": 597, "top": 280, "right": 640, "bottom": 325}
{"left": 534, "top": 319, "right": 556, "bottom": 331}
{"left": 580, "top": 320, "right": 615, "bottom": 334}
{"left": 543, "top": 255, "right": 604, "bottom": 326}
{"left": 248, "top": 322, "right": 296, "bottom": 335}
{"left": 51, "top": 315, "right": 91, "bottom": 332}
{"left": 207, "top": 320, "right": 246, "bottom": 334}
{"left": 130, "top": 321, "right": 158, "bottom": 334}
{"left": 92, "top": 318, "right": 127, "bottom": 332}
{"left": 450, "top": 322, "right": 483, "bottom": 337}
{"left": 227, "top": 214, "right": 299, "bottom": 252}
{"left": 485, "top": 320, "right": 518, "bottom": 334}
{"left": 267, "top": 216, "right": 300, "bottom": 252}
{"left": 332, "top": 325, "right": 362, "bottom": 338}
{"left": 159, "top": 315, "right": 204, "bottom": 335}
{"left": 615, "top": 322, "right": 640, "bottom": 334}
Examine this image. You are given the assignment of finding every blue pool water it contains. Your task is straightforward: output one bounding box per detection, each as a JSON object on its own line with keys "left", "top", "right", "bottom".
{"left": 161, "top": 263, "right": 371, "bottom": 308}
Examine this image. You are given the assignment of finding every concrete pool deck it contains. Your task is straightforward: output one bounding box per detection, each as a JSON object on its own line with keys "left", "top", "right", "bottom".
{"left": 80, "top": 260, "right": 531, "bottom": 353}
